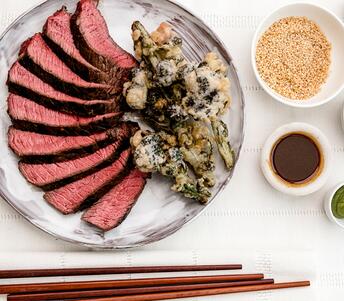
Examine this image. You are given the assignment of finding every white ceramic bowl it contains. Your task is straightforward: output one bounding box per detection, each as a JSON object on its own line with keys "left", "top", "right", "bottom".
{"left": 261, "top": 122, "right": 331, "bottom": 196}
{"left": 324, "top": 182, "right": 344, "bottom": 229}
{"left": 251, "top": 3, "right": 344, "bottom": 108}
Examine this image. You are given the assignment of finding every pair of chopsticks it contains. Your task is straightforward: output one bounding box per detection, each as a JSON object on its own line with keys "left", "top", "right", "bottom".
{"left": 0, "top": 264, "right": 310, "bottom": 301}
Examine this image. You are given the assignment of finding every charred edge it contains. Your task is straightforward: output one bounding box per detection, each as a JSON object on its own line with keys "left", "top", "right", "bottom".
{"left": 118, "top": 94, "right": 134, "bottom": 112}
{"left": 120, "top": 120, "right": 140, "bottom": 136}
{"left": 39, "top": 139, "right": 130, "bottom": 191}
{"left": 16, "top": 136, "right": 114, "bottom": 164}
{"left": 10, "top": 113, "right": 122, "bottom": 136}
{"left": 77, "top": 153, "right": 134, "bottom": 212}
{"left": 8, "top": 82, "right": 118, "bottom": 117}
{"left": 12, "top": 122, "right": 137, "bottom": 163}
{"left": 70, "top": 11, "right": 134, "bottom": 85}
{"left": 42, "top": 34, "right": 110, "bottom": 84}
{"left": 117, "top": 94, "right": 138, "bottom": 113}
{"left": 18, "top": 56, "right": 118, "bottom": 100}
{"left": 108, "top": 177, "right": 147, "bottom": 230}
{"left": 70, "top": 12, "right": 113, "bottom": 74}
{"left": 70, "top": 11, "right": 133, "bottom": 81}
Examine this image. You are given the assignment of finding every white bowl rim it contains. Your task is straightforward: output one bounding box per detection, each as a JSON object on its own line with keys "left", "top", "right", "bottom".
{"left": 324, "top": 182, "right": 344, "bottom": 229}
{"left": 251, "top": 2, "right": 344, "bottom": 108}
{"left": 261, "top": 122, "right": 332, "bottom": 196}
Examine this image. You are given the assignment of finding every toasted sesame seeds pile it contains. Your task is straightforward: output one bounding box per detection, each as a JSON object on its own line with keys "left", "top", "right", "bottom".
{"left": 256, "top": 17, "right": 331, "bottom": 100}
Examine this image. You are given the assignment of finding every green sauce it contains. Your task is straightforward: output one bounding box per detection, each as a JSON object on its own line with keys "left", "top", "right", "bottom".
{"left": 332, "top": 186, "right": 344, "bottom": 219}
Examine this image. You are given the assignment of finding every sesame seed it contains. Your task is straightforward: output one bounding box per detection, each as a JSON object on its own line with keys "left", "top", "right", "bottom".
{"left": 256, "top": 17, "right": 331, "bottom": 100}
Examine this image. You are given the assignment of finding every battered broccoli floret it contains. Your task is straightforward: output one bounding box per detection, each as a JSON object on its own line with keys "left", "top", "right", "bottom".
{"left": 131, "top": 130, "right": 211, "bottom": 203}
{"left": 177, "top": 121, "right": 216, "bottom": 187}
{"left": 123, "top": 68, "right": 149, "bottom": 110}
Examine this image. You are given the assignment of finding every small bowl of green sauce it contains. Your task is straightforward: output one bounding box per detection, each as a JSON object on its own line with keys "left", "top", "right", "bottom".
{"left": 324, "top": 183, "right": 344, "bottom": 228}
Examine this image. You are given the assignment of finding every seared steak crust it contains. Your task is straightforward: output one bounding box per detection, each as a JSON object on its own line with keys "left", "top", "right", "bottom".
{"left": 8, "top": 62, "right": 118, "bottom": 117}
{"left": 43, "top": 7, "right": 112, "bottom": 84}
{"left": 8, "top": 94, "right": 122, "bottom": 136}
{"left": 82, "top": 169, "right": 148, "bottom": 231}
{"left": 19, "top": 34, "right": 119, "bottom": 100}
{"left": 19, "top": 139, "right": 129, "bottom": 191}
{"left": 44, "top": 149, "right": 132, "bottom": 214}
{"left": 8, "top": 121, "right": 137, "bottom": 163}
{"left": 71, "top": 0, "right": 137, "bottom": 86}
{"left": 8, "top": 127, "right": 112, "bottom": 163}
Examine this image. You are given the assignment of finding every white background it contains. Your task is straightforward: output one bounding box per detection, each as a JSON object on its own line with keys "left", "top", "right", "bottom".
{"left": 0, "top": 0, "right": 344, "bottom": 300}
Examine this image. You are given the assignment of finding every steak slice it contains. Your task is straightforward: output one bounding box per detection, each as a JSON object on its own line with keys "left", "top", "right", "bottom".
{"left": 8, "top": 94, "right": 122, "bottom": 136}
{"left": 44, "top": 148, "right": 131, "bottom": 214}
{"left": 19, "top": 138, "right": 128, "bottom": 191}
{"left": 71, "top": 0, "right": 136, "bottom": 84}
{"left": 8, "top": 62, "right": 117, "bottom": 117}
{"left": 8, "top": 127, "right": 109, "bottom": 163}
{"left": 19, "top": 33, "right": 119, "bottom": 100}
{"left": 8, "top": 122, "right": 136, "bottom": 163}
{"left": 43, "top": 7, "right": 112, "bottom": 84}
{"left": 82, "top": 169, "right": 148, "bottom": 231}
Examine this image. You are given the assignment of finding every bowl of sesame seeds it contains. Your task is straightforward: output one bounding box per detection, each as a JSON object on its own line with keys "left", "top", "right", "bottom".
{"left": 251, "top": 3, "right": 344, "bottom": 108}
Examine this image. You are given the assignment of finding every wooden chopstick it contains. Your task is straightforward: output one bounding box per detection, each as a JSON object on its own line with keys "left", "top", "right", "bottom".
{"left": 74, "top": 281, "right": 311, "bottom": 301}
{"left": 7, "top": 279, "right": 274, "bottom": 301}
{"left": 0, "top": 264, "right": 241, "bottom": 279}
{"left": 0, "top": 273, "right": 264, "bottom": 294}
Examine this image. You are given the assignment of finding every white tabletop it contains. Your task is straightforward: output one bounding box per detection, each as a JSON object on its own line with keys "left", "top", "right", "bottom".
{"left": 0, "top": 0, "right": 344, "bottom": 300}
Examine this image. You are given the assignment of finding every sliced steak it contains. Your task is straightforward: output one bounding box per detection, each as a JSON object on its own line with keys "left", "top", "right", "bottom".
{"left": 44, "top": 148, "right": 131, "bottom": 214}
{"left": 19, "top": 137, "right": 128, "bottom": 191}
{"left": 18, "top": 33, "right": 119, "bottom": 100}
{"left": 71, "top": 0, "right": 136, "bottom": 85}
{"left": 43, "top": 7, "right": 111, "bottom": 84}
{"left": 8, "top": 94, "right": 122, "bottom": 136}
{"left": 8, "top": 62, "right": 117, "bottom": 117}
{"left": 8, "top": 127, "right": 109, "bottom": 162}
{"left": 82, "top": 169, "right": 148, "bottom": 231}
{"left": 8, "top": 122, "right": 136, "bottom": 163}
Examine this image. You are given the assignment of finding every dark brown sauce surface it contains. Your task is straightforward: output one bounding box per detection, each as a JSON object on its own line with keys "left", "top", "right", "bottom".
{"left": 271, "top": 133, "right": 321, "bottom": 184}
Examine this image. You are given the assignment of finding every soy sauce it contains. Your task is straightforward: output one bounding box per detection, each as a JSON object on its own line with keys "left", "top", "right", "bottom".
{"left": 271, "top": 133, "right": 321, "bottom": 184}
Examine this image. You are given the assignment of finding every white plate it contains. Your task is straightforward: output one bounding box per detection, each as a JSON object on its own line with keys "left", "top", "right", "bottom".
{"left": 0, "top": 0, "right": 245, "bottom": 249}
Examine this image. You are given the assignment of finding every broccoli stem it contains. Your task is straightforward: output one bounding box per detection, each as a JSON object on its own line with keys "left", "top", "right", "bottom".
{"left": 211, "top": 119, "right": 235, "bottom": 170}
{"left": 132, "top": 21, "right": 160, "bottom": 68}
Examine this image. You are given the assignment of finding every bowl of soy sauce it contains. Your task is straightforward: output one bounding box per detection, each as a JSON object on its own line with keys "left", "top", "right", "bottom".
{"left": 261, "top": 122, "right": 332, "bottom": 196}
